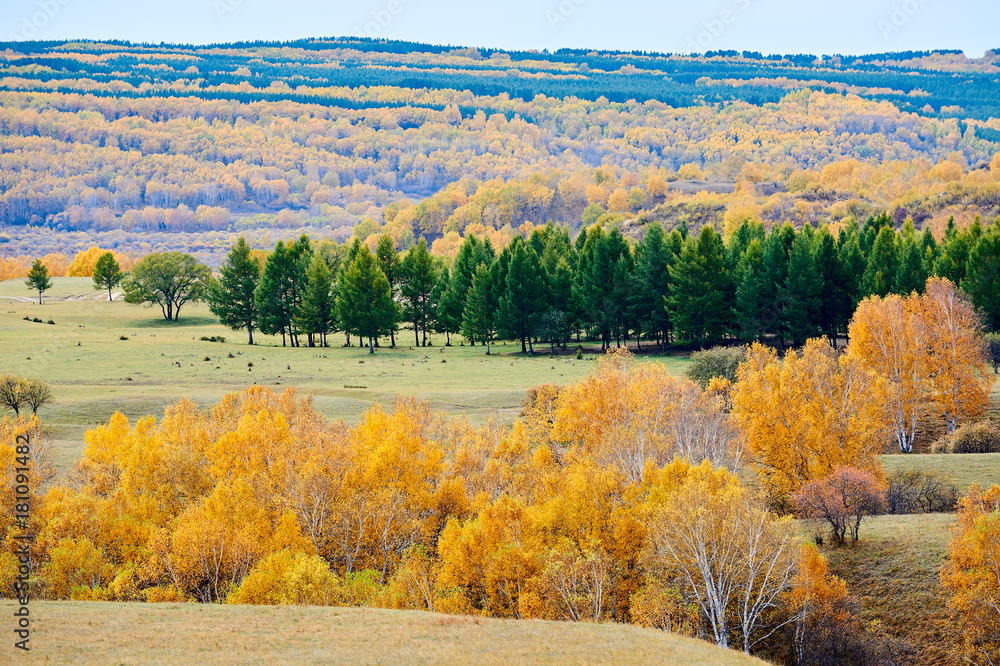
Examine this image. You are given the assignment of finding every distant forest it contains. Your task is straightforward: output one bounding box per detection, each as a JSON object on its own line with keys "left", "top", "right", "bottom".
{"left": 2, "top": 39, "right": 1000, "bottom": 263}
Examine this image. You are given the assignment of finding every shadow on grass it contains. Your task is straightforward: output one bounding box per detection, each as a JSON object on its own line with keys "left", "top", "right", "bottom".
{"left": 131, "top": 314, "right": 220, "bottom": 328}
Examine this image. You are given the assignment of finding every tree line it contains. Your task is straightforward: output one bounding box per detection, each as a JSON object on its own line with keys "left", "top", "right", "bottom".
{"left": 204, "top": 212, "right": 1000, "bottom": 352}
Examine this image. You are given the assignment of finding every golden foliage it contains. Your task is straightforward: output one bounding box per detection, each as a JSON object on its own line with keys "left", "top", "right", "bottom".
{"left": 941, "top": 483, "right": 1000, "bottom": 663}
{"left": 732, "top": 340, "right": 889, "bottom": 497}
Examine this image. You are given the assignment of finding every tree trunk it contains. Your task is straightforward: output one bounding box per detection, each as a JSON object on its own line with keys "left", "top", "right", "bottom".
{"left": 248, "top": 327, "right": 254, "bottom": 345}
{"left": 521, "top": 335, "right": 527, "bottom": 353}
{"left": 368, "top": 336, "right": 375, "bottom": 354}
{"left": 414, "top": 325, "right": 420, "bottom": 346}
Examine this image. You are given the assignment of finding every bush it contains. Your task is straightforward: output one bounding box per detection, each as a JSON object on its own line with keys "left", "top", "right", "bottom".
{"left": 199, "top": 335, "right": 227, "bottom": 343}
{"left": 933, "top": 420, "right": 1000, "bottom": 453}
{"left": 685, "top": 345, "right": 746, "bottom": 388}
{"left": 885, "top": 470, "right": 958, "bottom": 514}
{"left": 793, "top": 467, "right": 886, "bottom": 545}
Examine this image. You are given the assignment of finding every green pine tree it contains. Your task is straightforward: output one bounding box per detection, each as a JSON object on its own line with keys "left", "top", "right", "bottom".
{"left": 895, "top": 237, "right": 928, "bottom": 295}
{"left": 781, "top": 227, "right": 822, "bottom": 347}
{"left": 497, "top": 241, "right": 547, "bottom": 354}
{"left": 630, "top": 221, "right": 674, "bottom": 351}
{"left": 295, "top": 254, "right": 336, "bottom": 347}
{"left": 209, "top": 237, "right": 261, "bottom": 344}
{"left": 25, "top": 259, "right": 51, "bottom": 305}
{"left": 462, "top": 264, "right": 497, "bottom": 354}
{"left": 862, "top": 226, "right": 900, "bottom": 298}
{"left": 255, "top": 241, "right": 297, "bottom": 346}
{"left": 336, "top": 246, "right": 395, "bottom": 354}
{"left": 963, "top": 229, "right": 1000, "bottom": 331}
{"left": 400, "top": 239, "right": 439, "bottom": 346}
{"left": 735, "top": 239, "right": 767, "bottom": 342}
{"left": 375, "top": 234, "right": 402, "bottom": 348}
{"left": 667, "top": 225, "right": 730, "bottom": 349}
{"left": 92, "top": 252, "right": 123, "bottom": 302}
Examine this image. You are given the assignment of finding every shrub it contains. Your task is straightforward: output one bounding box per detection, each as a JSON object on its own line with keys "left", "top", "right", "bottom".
{"left": 933, "top": 420, "right": 1000, "bottom": 454}
{"left": 793, "top": 467, "right": 886, "bottom": 545}
{"left": 226, "top": 550, "right": 342, "bottom": 606}
{"left": 685, "top": 345, "right": 746, "bottom": 388}
{"left": 885, "top": 470, "right": 958, "bottom": 514}
{"left": 199, "top": 335, "right": 227, "bottom": 343}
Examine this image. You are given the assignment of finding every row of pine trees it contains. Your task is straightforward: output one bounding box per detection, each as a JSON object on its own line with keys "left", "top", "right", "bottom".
{"left": 208, "top": 212, "right": 1000, "bottom": 353}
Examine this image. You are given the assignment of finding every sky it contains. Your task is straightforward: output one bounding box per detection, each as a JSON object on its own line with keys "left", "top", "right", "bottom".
{"left": 2, "top": 0, "right": 999, "bottom": 59}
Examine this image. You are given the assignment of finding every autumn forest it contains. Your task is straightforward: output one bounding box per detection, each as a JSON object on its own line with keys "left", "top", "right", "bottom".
{"left": 2, "top": 36, "right": 1000, "bottom": 665}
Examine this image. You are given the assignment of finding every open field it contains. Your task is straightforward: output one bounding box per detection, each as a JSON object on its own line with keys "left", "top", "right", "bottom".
{"left": 0, "top": 602, "right": 764, "bottom": 665}
{"left": 881, "top": 452, "right": 1000, "bottom": 491}
{"left": 0, "top": 278, "right": 691, "bottom": 474}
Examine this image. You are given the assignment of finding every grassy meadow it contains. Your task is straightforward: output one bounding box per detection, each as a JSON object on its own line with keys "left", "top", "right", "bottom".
{"left": 0, "top": 602, "right": 765, "bottom": 665}
{"left": 0, "top": 277, "right": 690, "bottom": 473}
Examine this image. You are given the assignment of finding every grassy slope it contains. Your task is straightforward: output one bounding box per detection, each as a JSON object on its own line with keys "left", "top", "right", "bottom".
{"left": 817, "top": 514, "right": 960, "bottom": 666}
{"left": 0, "top": 602, "right": 764, "bottom": 665}
{"left": 0, "top": 278, "right": 690, "bottom": 473}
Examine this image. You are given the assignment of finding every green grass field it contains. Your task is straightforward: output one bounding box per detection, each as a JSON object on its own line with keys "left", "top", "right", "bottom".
{"left": 881, "top": 452, "right": 1000, "bottom": 491}
{"left": 0, "top": 278, "right": 691, "bottom": 474}
{"left": 0, "top": 602, "right": 765, "bottom": 665}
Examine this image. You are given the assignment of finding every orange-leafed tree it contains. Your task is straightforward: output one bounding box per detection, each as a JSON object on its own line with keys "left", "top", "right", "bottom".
{"left": 846, "top": 293, "right": 927, "bottom": 453}
{"left": 731, "top": 340, "right": 889, "bottom": 498}
{"left": 920, "top": 278, "right": 992, "bottom": 433}
{"left": 941, "top": 483, "right": 1000, "bottom": 663}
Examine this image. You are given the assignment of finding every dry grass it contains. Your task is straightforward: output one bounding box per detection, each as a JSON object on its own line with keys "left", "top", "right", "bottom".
{"left": 815, "top": 514, "right": 959, "bottom": 666}
{"left": 0, "top": 602, "right": 764, "bottom": 665}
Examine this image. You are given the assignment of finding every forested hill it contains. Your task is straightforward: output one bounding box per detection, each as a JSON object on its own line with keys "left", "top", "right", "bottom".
{"left": 3, "top": 39, "right": 1000, "bottom": 264}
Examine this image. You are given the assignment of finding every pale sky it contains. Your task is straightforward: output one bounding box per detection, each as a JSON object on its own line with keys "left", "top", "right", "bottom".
{"left": 2, "top": 0, "right": 998, "bottom": 59}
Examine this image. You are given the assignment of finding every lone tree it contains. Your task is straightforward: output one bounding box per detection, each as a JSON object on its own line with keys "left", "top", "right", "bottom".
{"left": 209, "top": 238, "right": 261, "bottom": 344}
{"left": 336, "top": 246, "right": 395, "bottom": 354}
{"left": 123, "top": 252, "right": 211, "bottom": 321}
{"left": 92, "top": 252, "right": 123, "bottom": 302}
{"left": 25, "top": 259, "right": 52, "bottom": 305}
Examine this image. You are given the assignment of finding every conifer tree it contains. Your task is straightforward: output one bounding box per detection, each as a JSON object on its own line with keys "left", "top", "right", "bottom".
{"left": 25, "top": 259, "right": 51, "bottom": 305}
{"left": 668, "top": 225, "right": 730, "bottom": 349}
{"left": 735, "top": 239, "right": 767, "bottom": 342}
{"left": 209, "top": 237, "right": 261, "bottom": 344}
{"left": 295, "top": 255, "right": 336, "bottom": 347}
{"left": 400, "top": 239, "right": 439, "bottom": 346}
{"left": 963, "top": 227, "right": 1000, "bottom": 331}
{"left": 255, "top": 241, "right": 297, "bottom": 346}
{"left": 497, "top": 241, "right": 547, "bottom": 353}
{"left": 92, "top": 252, "right": 123, "bottom": 302}
{"left": 375, "top": 234, "right": 402, "bottom": 348}
{"left": 631, "top": 221, "right": 673, "bottom": 350}
{"left": 462, "top": 264, "right": 497, "bottom": 354}
{"left": 895, "top": 236, "right": 928, "bottom": 295}
{"left": 336, "top": 246, "right": 395, "bottom": 354}
{"left": 781, "top": 227, "right": 822, "bottom": 347}
{"left": 862, "top": 226, "right": 900, "bottom": 298}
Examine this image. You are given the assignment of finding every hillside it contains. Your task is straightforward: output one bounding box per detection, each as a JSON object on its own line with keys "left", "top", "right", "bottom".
{"left": 1, "top": 602, "right": 766, "bottom": 665}
{"left": 3, "top": 39, "right": 1000, "bottom": 265}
